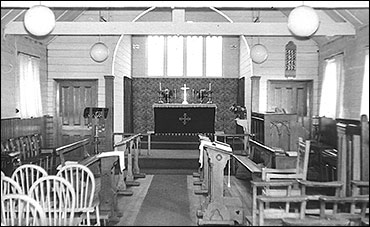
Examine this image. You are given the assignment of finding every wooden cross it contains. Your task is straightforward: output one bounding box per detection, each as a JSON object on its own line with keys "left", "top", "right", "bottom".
{"left": 179, "top": 112, "right": 191, "bottom": 125}
{"left": 181, "top": 84, "right": 189, "bottom": 104}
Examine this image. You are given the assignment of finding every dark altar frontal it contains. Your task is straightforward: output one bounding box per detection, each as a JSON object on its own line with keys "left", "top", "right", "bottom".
{"left": 153, "top": 103, "right": 216, "bottom": 149}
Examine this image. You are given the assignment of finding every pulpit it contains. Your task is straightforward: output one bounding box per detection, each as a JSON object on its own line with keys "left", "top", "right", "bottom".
{"left": 153, "top": 103, "right": 216, "bottom": 134}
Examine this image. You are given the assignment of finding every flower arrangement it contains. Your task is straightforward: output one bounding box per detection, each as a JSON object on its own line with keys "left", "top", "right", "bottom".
{"left": 229, "top": 104, "right": 247, "bottom": 119}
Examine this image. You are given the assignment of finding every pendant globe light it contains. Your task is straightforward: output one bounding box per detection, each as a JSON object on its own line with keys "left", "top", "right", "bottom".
{"left": 288, "top": 5, "right": 320, "bottom": 37}
{"left": 90, "top": 41, "right": 109, "bottom": 63}
{"left": 250, "top": 10, "right": 268, "bottom": 64}
{"left": 90, "top": 10, "right": 109, "bottom": 63}
{"left": 24, "top": 4, "right": 56, "bottom": 37}
{"left": 251, "top": 42, "right": 268, "bottom": 64}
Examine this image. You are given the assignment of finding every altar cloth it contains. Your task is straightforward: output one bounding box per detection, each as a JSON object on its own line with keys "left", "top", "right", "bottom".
{"left": 153, "top": 103, "right": 216, "bottom": 134}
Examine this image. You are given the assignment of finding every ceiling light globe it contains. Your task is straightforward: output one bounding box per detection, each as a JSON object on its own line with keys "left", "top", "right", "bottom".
{"left": 24, "top": 5, "right": 56, "bottom": 37}
{"left": 288, "top": 5, "right": 320, "bottom": 37}
{"left": 250, "top": 44, "right": 268, "bottom": 64}
{"left": 90, "top": 42, "right": 109, "bottom": 63}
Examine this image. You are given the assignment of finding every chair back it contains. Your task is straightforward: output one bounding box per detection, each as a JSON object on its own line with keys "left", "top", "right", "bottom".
{"left": 11, "top": 164, "right": 48, "bottom": 195}
{"left": 56, "top": 164, "right": 95, "bottom": 211}
{"left": 28, "top": 175, "right": 76, "bottom": 226}
{"left": 262, "top": 137, "right": 311, "bottom": 181}
{"left": 1, "top": 194, "right": 47, "bottom": 226}
{"left": 295, "top": 137, "right": 310, "bottom": 180}
{"left": 1, "top": 175, "right": 23, "bottom": 195}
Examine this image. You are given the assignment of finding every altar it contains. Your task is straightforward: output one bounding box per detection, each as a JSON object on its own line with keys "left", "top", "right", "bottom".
{"left": 153, "top": 103, "right": 217, "bottom": 134}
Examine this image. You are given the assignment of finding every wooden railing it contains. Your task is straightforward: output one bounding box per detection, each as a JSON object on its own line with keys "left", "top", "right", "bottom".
{"left": 56, "top": 137, "right": 92, "bottom": 168}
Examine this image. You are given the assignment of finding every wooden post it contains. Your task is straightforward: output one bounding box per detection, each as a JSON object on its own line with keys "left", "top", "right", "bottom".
{"left": 105, "top": 75, "right": 114, "bottom": 151}
{"left": 361, "top": 115, "right": 369, "bottom": 182}
{"left": 251, "top": 76, "right": 261, "bottom": 113}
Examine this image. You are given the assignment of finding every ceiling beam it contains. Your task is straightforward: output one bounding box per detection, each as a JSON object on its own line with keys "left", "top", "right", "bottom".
{"left": 1, "top": 1, "right": 369, "bottom": 9}
{"left": 4, "top": 21, "right": 356, "bottom": 36}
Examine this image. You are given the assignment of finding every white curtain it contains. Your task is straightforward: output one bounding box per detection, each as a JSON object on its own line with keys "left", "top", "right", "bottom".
{"left": 319, "top": 59, "right": 338, "bottom": 118}
{"left": 19, "top": 53, "right": 43, "bottom": 118}
{"left": 360, "top": 50, "right": 369, "bottom": 118}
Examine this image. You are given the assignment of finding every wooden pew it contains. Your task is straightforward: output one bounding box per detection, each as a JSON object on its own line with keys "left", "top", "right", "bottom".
{"left": 56, "top": 137, "right": 91, "bottom": 168}
{"left": 112, "top": 133, "right": 145, "bottom": 195}
{"left": 195, "top": 140, "right": 243, "bottom": 225}
{"left": 193, "top": 134, "right": 211, "bottom": 195}
{"left": 1, "top": 134, "right": 56, "bottom": 175}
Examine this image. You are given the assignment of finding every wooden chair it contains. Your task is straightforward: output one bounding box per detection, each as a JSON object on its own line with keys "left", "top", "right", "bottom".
{"left": 11, "top": 164, "right": 48, "bottom": 195}
{"left": 282, "top": 180, "right": 369, "bottom": 226}
{"left": 350, "top": 180, "right": 369, "bottom": 225}
{"left": 249, "top": 180, "right": 297, "bottom": 226}
{"left": 257, "top": 195, "right": 308, "bottom": 226}
{"left": 1, "top": 175, "right": 23, "bottom": 195}
{"left": 28, "top": 175, "right": 78, "bottom": 226}
{"left": 261, "top": 137, "right": 310, "bottom": 181}
{"left": 56, "top": 163, "right": 101, "bottom": 226}
{"left": 297, "top": 179, "right": 344, "bottom": 216}
{"left": 1, "top": 194, "right": 47, "bottom": 226}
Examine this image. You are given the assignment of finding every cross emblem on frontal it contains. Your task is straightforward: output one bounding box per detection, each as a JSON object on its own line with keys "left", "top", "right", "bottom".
{"left": 179, "top": 113, "right": 191, "bottom": 125}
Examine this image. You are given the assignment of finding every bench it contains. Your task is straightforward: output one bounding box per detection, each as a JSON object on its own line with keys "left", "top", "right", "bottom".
{"left": 232, "top": 154, "right": 262, "bottom": 173}
{"left": 56, "top": 137, "right": 91, "bottom": 168}
{"left": 1, "top": 134, "right": 56, "bottom": 175}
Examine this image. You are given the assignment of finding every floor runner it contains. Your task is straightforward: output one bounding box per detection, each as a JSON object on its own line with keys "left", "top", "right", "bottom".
{"left": 133, "top": 174, "right": 192, "bottom": 226}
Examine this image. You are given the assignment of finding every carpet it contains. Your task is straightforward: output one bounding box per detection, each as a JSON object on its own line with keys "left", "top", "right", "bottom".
{"left": 133, "top": 174, "right": 193, "bottom": 226}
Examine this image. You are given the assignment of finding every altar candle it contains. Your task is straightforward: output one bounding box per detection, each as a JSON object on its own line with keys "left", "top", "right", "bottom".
{"left": 159, "top": 82, "right": 162, "bottom": 91}
{"left": 209, "top": 82, "right": 211, "bottom": 91}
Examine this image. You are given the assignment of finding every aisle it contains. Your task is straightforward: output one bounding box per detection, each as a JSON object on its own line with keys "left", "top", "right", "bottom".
{"left": 133, "top": 174, "right": 193, "bottom": 226}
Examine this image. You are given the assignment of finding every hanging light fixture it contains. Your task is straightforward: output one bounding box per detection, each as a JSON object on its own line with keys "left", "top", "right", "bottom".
{"left": 251, "top": 43, "right": 268, "bottom": 64}
{"left": 90, "top": 10, "right": 109, "bottom": 63}
{"left": 90, "top": 42, "right": 109, "bottom": 63}
{"left": 24, "top": 4, "right": 56, "bottom": 37}
{"left": 250, "top": 10, "right": 268, "bottom": 64}
{"left": 287, "top": 5, "right": 320, "bottom": 37}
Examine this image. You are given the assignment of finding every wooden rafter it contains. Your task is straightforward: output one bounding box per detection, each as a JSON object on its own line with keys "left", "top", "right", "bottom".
{"left": 4, "top": 21, "right": 355, "bottom": 36}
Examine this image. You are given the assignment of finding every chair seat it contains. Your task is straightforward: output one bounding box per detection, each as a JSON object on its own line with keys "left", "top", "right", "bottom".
{"left": 282, "top": 216, "right": 351, "bottom": 226}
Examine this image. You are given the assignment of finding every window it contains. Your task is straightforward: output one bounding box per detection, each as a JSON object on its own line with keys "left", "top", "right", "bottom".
{"left": 18, "top": 53, "right": 43, "bottom": 118}
{"left": 360, "top": 49, "right": 369, "bottom": 118}
{"left": 167, "top": 36, "right": 184, "bottom": 77}
{"left": 147, "top": 35, "right": 222, "bottom": 77}
{"left": 147, "top": 36, "right": 164, "bottom": 76}
{"left": 319, "top": 54, "right": 344, "bottom": 118}
{"left": 206, "top": 36, "right": 222, "bottom": 77}
{"left": 186, "top": 36, "right": 203, "bottom": 77}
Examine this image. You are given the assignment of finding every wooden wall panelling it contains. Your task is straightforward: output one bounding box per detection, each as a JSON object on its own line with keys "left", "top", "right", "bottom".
{"left": 1, "top": 117, "right": 46, "bottom": 143}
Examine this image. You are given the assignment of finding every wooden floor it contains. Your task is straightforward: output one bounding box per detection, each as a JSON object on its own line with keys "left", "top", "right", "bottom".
{"left": 95, "top": 149, "right": 253, "bottom": 226}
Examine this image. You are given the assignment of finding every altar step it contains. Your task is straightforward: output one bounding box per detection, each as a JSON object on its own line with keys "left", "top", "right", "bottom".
{"left": 139, "top": 134, "right": 245, "bottom": 150}
{"left": 139, "top": 149, "right": 199, "bottom": 175}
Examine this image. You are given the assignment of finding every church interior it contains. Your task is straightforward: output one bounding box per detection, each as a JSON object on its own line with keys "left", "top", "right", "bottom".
{"left": 1, "top": 1, "right": 369, "bottom": 226}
